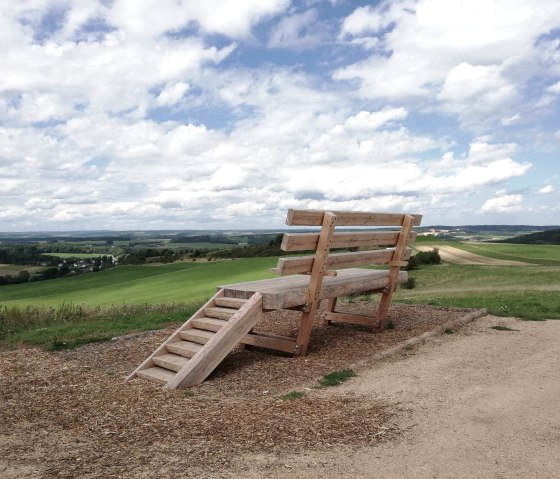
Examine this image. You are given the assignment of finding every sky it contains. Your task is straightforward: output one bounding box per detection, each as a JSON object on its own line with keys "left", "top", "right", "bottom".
{"left": 1, "top": 0, "right": 560, "bottom": 231}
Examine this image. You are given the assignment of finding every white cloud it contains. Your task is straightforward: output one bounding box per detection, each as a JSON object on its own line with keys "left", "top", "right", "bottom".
{"left": 267, "top": 9, "right": 323, "bottom": 49}
{"left": 340, "top": 5, "right": 394, "bottom": 37}
{"left": 547, "top": 81, "right": 560, "bottom": 94}
{"left": 0, "top": 2, "right": 558, "bottom": 230}
{"left": 155, "top": 82, "right": 190, "bottom": 107}
{"left": 107, "top": 0, "right": 288, "bottom": 39}
{"left": 501, "top": 113, "right": 521, "bottom": 126}
{"left": 342, "top": 107, "right": 408, "bottom": 131}
{"left": 437, "top": 63, "right": 516, "bottom": 114}
{"left": 336, "top": 0, "right": 560, "bottom": 126}
{"left": 481, "top": 194, "right": 524, "bottom": 213}
{"left": 538, "top": 185, "right": 555, "bottom": 194}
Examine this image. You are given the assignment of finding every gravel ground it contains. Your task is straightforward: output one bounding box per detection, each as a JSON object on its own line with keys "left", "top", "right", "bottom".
{"left": 0, "top": 302, "right": 477, "bottom": 478}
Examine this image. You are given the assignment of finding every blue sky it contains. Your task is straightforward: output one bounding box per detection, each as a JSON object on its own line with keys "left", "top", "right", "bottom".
{"left": 1, "top": 0, "right": 559, "bottom": 231}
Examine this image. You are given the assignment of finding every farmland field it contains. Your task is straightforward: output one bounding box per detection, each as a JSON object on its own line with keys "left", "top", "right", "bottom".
{"left": 0, "top": 264, "right": 43, "bottom": 277}
{"left": 1, "top": 244, "right": 559, "bottom": 328}
{"left": 0, "top": 257, "right": 277, "bottom": 307}
{"left": 416, "top": 241, "right": 560, "bottom": 266}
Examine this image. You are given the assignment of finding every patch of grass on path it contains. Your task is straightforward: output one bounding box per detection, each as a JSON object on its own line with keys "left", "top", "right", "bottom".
{"left": 316, "top": 369, "right": 357, "bottom": 388}
{"left": 491, "top": 325, "right": 519, "bottom": 332}
{"left": 281, "top": 391, "right": 305, "bottom": 401}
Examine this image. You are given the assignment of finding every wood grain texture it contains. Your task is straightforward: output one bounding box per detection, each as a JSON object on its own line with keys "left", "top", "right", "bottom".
{"left": 275, "top": 248, "right": 412, "bottom": 275}
{"left": 281, "top": 231, "right": 417, "bottom": 251}
{"left": 286, "top": 209, "right": 422, "bottom": 227}
{"left": 165, "top": 292, "right": 263, "bottom": 390}
{"left": 219, "top": 268, "right": 408, "bottom": 310}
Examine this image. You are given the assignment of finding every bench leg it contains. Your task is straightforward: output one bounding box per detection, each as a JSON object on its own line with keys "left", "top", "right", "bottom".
{"left": 294, "top": 302, "right": 319, "bottom": 357}
{"left": 375, "top": 286, "right": 395, "bottom": 330}
{"left": 324, "top": 297, "right": 337, "bottom": 325}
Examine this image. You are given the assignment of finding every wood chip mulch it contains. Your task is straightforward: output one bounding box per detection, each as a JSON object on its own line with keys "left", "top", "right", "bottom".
{"left": 0, "top": 302, "right": 474, "bottom": 478}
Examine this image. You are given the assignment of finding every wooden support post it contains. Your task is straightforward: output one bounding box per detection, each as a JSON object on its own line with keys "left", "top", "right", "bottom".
{"left": 375, "top": 214, "right": 414, "bottom": 330}
{"left": 324, "top": 297, "right": 338, "bottom": 325}
{"left": 294, "top": 212, "right": 336, "bottom": 357}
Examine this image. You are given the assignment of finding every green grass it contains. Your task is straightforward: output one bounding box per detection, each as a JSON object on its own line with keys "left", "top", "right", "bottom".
{"left": 280, "top": 391, "right": 305, "bottom": 400}
{"left": 316, "top": 369, "right": 357, "bottom": 388}
{"left": 2, "top": 246, "right": 559, "bottom": 352}
{"left": 0, "top": 257, "right": 277, "bottom": 307}
{"left": 395, "top": 264, "right": 560, "bottom": 320}
{"left": 491, "top": 325, "right": 519, "bottom": 332}
{"left": 0, "top": 302, "right": 198, "bottom": 350}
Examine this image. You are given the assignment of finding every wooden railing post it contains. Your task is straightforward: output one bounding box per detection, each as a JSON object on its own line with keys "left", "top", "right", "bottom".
{"left": 294, "top": 211, "right": 336, "bottom": 356}
{"left": 376, "top": 214, "right": 414, "bottom": 329}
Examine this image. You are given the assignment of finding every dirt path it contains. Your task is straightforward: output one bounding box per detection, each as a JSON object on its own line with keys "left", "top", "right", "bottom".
{"left": 234, "top": 315, "right": 560, "bottom": 478}
{"left": 417, "top": 245, "right": 530, "bottom": 265}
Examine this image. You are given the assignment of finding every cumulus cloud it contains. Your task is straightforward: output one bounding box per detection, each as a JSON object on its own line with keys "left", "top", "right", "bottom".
{"left": 0, "top": 1, "right": 558, "bottom": 230}
{"left": 538, "top": 185, "right": 555, "bottom": 194}
{"left": 335, "top": 0, "right": 560, "bottom": 126}
{"left": 481, "top": 194, "right": 524, "bottom": 213}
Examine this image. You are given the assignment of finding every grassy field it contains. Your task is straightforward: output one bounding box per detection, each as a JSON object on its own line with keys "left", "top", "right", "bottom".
{"left": 394, "top": 263, "right": 560, "bottom": 320}
{"left": 0, "top": 257, "right": 277, "bottom": 307}
{"left": 2, "top": 244, "right": 559, "bottom": 350}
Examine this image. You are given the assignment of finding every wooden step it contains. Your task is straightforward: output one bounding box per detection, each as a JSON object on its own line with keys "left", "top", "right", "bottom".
{"left": 214, "top": 297, "right": 247, "bottom": 309}
{"left": 136, "top": 366, "right": 176, "bottom": 385}
{"left": 166, "top": 340, "right": 203, "bottom": 358}
{"left": 191, "top": 317, "right": 228, "bottom": 332}
{"left": 204, "top": 306, "right": 237, "bottom": 320}
{"left": 152, "top": 353, "right": 190, "bottom": 372}
{"left": 179, "top": 329, "right": 215, "bottom": 345}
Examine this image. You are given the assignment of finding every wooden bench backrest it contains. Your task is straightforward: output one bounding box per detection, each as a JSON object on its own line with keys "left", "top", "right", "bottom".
{"left": 275, "top": 209, "right": 422, "bottom": 276}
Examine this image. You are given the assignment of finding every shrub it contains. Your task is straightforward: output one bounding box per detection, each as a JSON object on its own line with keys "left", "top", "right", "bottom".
{"left": 402, "top": 277, "right": 416, "bottom": 289}
{"left": 406, "top": 249, "right": 441, "bottom": 270}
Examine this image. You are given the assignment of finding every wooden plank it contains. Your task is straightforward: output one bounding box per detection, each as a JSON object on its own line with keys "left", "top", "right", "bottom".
{"left": 179, "top": 329, "right": 215, "bottom": 344}
{"left": 214, "top": 297, "right": 247, "bottom": 309}
{"left": 276, "top": 248, "right": 412, "bottom": 275}
{"left": 325, "top": 311, "right": 378, "bottom": 327}
{"left": 165, "top": 293, "right": 263, "bottom": 390}
{"left": 281, "top": 231, "right": 417, "bottom": 252}
{"left": 191, "top": 317, "right": 228, "bottom": 332}
{"left": 220, "top": 268, "right": 408, "bottom": 310}
{"left": 166, "top": 340, "right": 203, "bottom": 358}
{"left": 239, "top": 331, "right": 297, "bottom": 353}
{"left": 152, "top": 354, "right": 189, "bottom": 372}
{"left": 136, "top": 367, "right": 176, "bottom": 385}
{"left": 286, "top": 209, "right": 422, "bottom": 227}
{"left": 204, "top": 306, "right": 236, "bottom": 320}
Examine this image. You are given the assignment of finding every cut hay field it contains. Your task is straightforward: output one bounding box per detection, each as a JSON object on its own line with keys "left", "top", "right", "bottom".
{"left": 417, "top": 241, "right": 560, "bottom": 266}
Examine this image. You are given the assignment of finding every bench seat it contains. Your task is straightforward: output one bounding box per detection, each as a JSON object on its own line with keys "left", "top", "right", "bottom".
{"left": 218, "top": 268, "right": 408, "bottom": 310}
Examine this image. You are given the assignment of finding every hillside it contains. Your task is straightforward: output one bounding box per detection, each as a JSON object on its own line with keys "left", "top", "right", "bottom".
{"left": 497, "top": 229, "right": 560, "bottom": 245}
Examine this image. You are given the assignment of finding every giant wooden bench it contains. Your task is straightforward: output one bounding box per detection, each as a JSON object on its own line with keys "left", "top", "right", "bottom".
{"left": 127, "top": 209, "right": 422, "bottom": 389}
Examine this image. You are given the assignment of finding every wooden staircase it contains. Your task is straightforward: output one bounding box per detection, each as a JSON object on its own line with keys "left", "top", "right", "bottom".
{"left": 126, "top": 290, "right": 263, "bottom": 390}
